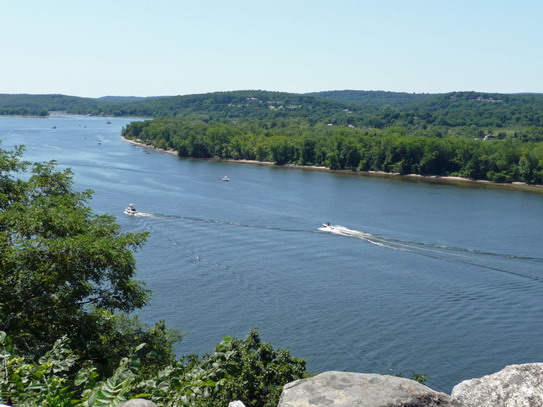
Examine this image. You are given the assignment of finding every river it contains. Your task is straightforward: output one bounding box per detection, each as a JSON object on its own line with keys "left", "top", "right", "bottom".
{"left": 2, "top": 114, "right": 542, "bottom": 392}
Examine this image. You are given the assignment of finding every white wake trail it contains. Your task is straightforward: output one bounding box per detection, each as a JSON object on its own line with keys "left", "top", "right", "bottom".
{"left": 132, "top": 212, "right": 154, "bottom": 217}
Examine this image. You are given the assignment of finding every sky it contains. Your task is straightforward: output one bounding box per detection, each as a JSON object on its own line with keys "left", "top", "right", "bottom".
{"left": 1, "top": 0, "right": 542, "bottom": 97}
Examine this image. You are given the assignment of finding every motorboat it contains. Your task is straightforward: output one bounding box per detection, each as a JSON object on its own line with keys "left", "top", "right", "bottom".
{"left": 124, "top": 203, "right": 138, "bottom": 216}
{"left": 222, "top": 176, "right": 230, "bottom": 182}
{"left": 322, "top": 222, "right": 334, "bottom": 229}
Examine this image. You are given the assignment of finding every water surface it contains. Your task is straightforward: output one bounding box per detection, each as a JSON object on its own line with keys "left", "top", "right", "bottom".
{"left": 2, "top": 115, "right": 542, "bottom": 392}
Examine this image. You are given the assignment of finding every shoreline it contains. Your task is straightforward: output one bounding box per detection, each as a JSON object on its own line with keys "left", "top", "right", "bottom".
{"left": 121, "top": 137, "right": 543, "bottom": 193}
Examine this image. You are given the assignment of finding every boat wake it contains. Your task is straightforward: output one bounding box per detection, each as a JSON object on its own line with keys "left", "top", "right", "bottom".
{"left": 130, "top": 211, "right": 154, "bottom": 217}
{"left": 123, "top": 209, "right": 543, "bottom": 283}
{"left": 154, "top": 213, "right": 307, "bottom": 233}
{"left": 319, "top": 224, "right": 543, "bottom": 282}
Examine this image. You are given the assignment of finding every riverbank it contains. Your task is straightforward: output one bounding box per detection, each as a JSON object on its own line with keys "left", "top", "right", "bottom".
{"left": 121, "top": 136, "right": 543, "bottom": 193}
{"left": 123, "top": 137, "right": 179, "bottom": 156}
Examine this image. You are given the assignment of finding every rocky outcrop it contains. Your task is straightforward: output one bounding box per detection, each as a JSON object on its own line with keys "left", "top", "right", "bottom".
{"left": 118, "top": 363, "right": 543, "bottom": 407}
{"left": 451, "top": 363, "right": 543, "bottom": 407}
{"left": 277, "top": 371, "right": 462, "bottom": 407}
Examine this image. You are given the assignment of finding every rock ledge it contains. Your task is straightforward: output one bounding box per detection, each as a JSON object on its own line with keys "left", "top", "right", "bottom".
{"left": 452, "top": 363, "right": 543, "bottom": 407}
{"left": 277, "top": 371, "right": 462, "bottom": 407}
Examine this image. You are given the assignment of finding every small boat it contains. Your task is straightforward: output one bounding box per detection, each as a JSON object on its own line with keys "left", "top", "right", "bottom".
{"left": 322, "top": 222, "right": 334, "bottom": 229}
{"left": 106, "top": 120, "right": 111, "bottom": 124}
{"left": 124, "top": 203, "right": 138, "bottom": 216}
{"left": 222, "top": 176, "right": 230, "bottom": 182}
{"left": 51, "top": 125, "right": 57, "bottom": 129}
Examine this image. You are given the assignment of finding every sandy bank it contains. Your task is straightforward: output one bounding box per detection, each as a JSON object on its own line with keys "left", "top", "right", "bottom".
{"left": 122, "top": 137, "right": 178, "bottom": 156}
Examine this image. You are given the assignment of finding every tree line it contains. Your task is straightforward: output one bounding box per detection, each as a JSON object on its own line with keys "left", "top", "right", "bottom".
{"left": 123, "top": 117, "right": 543, "bottom": 184}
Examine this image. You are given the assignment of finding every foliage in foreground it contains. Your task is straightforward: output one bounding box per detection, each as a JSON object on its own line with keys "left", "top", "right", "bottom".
{"left": 0, "top": 329, "right": 307, "bottom": 407}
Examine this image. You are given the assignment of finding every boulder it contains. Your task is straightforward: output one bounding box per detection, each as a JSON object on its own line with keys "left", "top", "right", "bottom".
{"left": 277, "top": 371, "right": 463, "bottom": 407}
{"left": 228, "top": 401, "right": 247, "bottom": 407}
{"left": 116, "top": 399, "right": 158, "bottom": 407}
{"left": 451, "top": 363, "right": 543, "bottom": 407}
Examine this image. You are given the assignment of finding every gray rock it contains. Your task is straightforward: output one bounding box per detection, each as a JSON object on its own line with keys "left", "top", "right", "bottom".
{"left": 452, "top": 363, "right": 543, "bottom": 407}
{"left": 228, "top": 401, "right": 247, "bottom": 407}
{"left": 116, "top": 399, "right": 158, "bottom": 407}
{"left": 277, "top": 371, "right": 463, "bottom": 407}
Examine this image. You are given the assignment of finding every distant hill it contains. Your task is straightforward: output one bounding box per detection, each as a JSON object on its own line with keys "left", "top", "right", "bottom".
{"left": 402, "top": 91, "right": 543, "bottom": 127}
{"left": 0, "top": 94, "right": 100, "bottom": 116}
{"left": 96, "top": 96, "right": 158, "bottom": 104}
{"left": 0, "top": 94, "right": 159, "bottom": 116}
{"left": 0, "top": 91, "right": 366, "bottom": 120}
{"left": 2, "top": 90, "right": 543, "bottom": 128}
{"left": 306, "top": 90, "right": 543, "bottom": 128}
{"left": 113, "top": 90, "right": 376, "bottom": 121}
{"left": 305, "top": 90, "right": 437, "bottom": 106}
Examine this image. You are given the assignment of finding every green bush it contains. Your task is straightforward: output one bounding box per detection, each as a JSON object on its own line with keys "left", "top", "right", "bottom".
{"left": 0, "top": 330, "right": 307, "bottom": 407}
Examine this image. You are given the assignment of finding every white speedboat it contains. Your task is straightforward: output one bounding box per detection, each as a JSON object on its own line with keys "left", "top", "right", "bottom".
{"left": 222, "top": 176, "right": 230, "bottom": 182}
{"left": 322, "top": 222, "right": 334, "bottom": 229}
{"left": 124, "top": 203, "right": 138, "bottom": 216}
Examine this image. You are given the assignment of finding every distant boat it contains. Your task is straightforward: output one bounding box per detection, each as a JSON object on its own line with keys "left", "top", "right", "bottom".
{"left": 124, "top": 203, "right": 138, "bottom": 216}
{"left": 98, "top": 140, "right": 102, "bottom": 145}
{"left": 51, "top": 125, "right": 56, "bottom": 129}
{"left": 322, "top": 222, "right": 334, "bottom": 230}
{"left": 222, "top": 176, "right": 230, "bottom": 182}
{"left": 106, "top": 120, "right": 111, "bottom": 124}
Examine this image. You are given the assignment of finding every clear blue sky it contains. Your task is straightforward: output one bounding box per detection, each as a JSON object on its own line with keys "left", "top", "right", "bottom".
{"left": 1, "top": 0, "right": 542, "bottom": 97}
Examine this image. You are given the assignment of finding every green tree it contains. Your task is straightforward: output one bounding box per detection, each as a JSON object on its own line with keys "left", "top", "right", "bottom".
{"left": 0, "top": 144, "right": 179, "bottom": 373}
{"left": 174, "top": 329, "right": 307, "bottom": 407}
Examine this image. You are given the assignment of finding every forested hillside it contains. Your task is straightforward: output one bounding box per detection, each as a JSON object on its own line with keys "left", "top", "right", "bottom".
{"left": 0, "top": 91, "right": 372, "bottom": 119}
{"left": 306, "top": 90, "right": 543, "bottom": 128}
{"left": 306, "top": 90, "right": 436, "bottom": 106}
{"left": 0, "top": 94, "right": 99, "bottom": 116}
{"left": 2, "top": 90, "right": 543, "bottom": 130}
{"left": 112, "top": 90, "right": 377, "bottom": 121}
